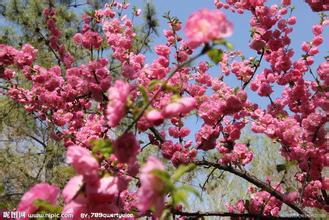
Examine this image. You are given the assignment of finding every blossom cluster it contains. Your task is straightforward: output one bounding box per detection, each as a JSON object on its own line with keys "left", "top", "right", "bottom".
{"left": 0, "top": 0, "right": 328, "bottom": 218}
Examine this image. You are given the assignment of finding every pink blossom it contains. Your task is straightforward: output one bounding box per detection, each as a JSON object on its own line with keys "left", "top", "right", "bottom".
{"left": 163, "top": 97, "right": 196, "bottom": 117}
{"left": 317, "top": 62, "right": 329, "bottom": 85}
{"left": 113, "top": 132, "right": 140, "bottom": 163}
{"left": 306, "top": 0, "right": 329, "bottom": 12}
{"left": 219, "top": 143, "right": 253, "bottom": 165}
{"left": 282, "top": 0, "right": 291, "bottom": 6}
{"left": 0, "top": 45, "right": 18, "bottom": 65}
{"left": 134, "top": 8, "right": 142, "bottom": 16}
{"left": 73, "top": 31, "right": 103, "bottom": 49}
{"left": 61, "top": 195, "right": 88, "bottom": 220}
{"left": 62, "top": 175, "right": 84, "bottom": 203}
{"left": 17, "top": 183, "right": 60, "bottom": 215}
{"left": 86, "top": 176, "right": 128, "bottom": 203}
{"left": 1, "top": 68, "right": 15, "bottom": 80}
{"left": 168, "top": 127, "right": 190, "bottom": 138}
{"left": 312, "top": 35, "right": 323, "bottom": 46}
{"left": 161, "top": 140, "right": 180, "bottom": 159}
{"left": 15, "top": 44, "right": 38, "bottom": 67}
{"left": 1, "top": 1, "right": 329, "bottom": 216}
{"left": 312, "top": 24, "right": 323, "bottom": 35}
{"left": 249, "top": 39, "right": 266, "bottom": 51}
{"left": 136, "top": 157, "right": 166, "bottom": 216}
{"left": 184, "top": 9, "right": 233, "bottom": 48}
{"left": 155, "top": 45, "right": 171, "bottom": 57}
{"left": 66, "top": 145, "right": 99, "bottom": 180}
{"left": 146, "top": 110, "right": 164, "bottom": 126}
{"left": 106, "top": 80, "right": 130, "bottom": 127}
{"left": 284, "top": 192, "right": 299, "bottom": 203}
{"left": 196, "top": 124, "right": 220, "bottom": 151}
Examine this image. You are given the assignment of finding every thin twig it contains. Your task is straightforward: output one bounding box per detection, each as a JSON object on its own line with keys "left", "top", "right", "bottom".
{"left": 242, "top": 50, "right": 265, "bottom": 90}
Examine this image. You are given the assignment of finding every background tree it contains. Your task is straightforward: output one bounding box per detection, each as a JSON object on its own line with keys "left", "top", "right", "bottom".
{"left": 0, "top": 0, "right": 158, "bottom": 209}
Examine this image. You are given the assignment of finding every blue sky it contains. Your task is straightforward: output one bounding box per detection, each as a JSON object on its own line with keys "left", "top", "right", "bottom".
{"left": 132, "top": 0, "right": 324, "bottom": 59}
{"left": 127, "top": 0, "right": 328, "bottom": 142}
{"left": 129, "top": 0, "right": 327, "bottom": 98}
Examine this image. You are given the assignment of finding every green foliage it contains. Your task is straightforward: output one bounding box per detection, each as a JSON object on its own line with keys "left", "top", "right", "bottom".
{"left": 213, "top": 38, "right": 234, "bottom": 50}
{"left": 148, "top": 79, "right": 162, "bottom": 90}
{"left": 91, "top": 139, "right": 113, "bottom": 158}
{"left": 0, "top": 183, "right": 4, "bottom": 194}
{"left": 49, "top": 166, "right": 75, "bottom": 188}
{"left": 0, "top": 0, "right": 89, "bottom": 209}
{"left": 208, "top": 48, "right": 224, "bottom": 64}
{"left": 0, "top": 97, "right": 35, "bottom": 137}
{"left": 138, "top": 85, "right": 149, "bottom": 103}
{"left": 172, "top": 164, "right": 196, "bottom": 183}
{"left": 33, "top": 198, "right": 62, "bottom": 215}
{"left": 178, "top": 184, "right": 201, "bottom": 200}
{"left": 276, "top": 161, "right": 298, "bottom": 173}
{"left": 132, "top": 2, "right": 159, "bottom": 53}
{"left": 151, "top": 169, "right": 174, "bottom": 191}
{"left": 1, "top": 0, "right": 88, "bottom": 67}
{"left": 151, "top": 164, "right": 200, "bottom": 212}
{"left": 207, "top": 39, "right": 233, "bottom": 64}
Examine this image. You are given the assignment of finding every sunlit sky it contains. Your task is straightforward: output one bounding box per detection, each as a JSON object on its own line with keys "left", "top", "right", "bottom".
{"left": 130, "top": 0, "right": 327, "bottom": 97}
{"left": 127, "top": 0, "right": 328, "bottom": 141}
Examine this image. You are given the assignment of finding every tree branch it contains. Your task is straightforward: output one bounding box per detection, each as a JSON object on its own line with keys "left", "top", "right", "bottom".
{"left": 200, "top": 167, "right": 217, "bottom": 197}
{"left": 321, "top": 189, "right": 329, "bottom": 205}
{"left": 173, "top": 210, "right": 309, "bottom": 219}
{"left": 195, "top": 160, "right": 307, "bottom": 216}
{"left": 242, "top": 49, "right": 265, "bottom": 90}
{"left": 149, "top": 127, "right": 164, "bottom": 143}
{"left": 28, "top": 134, "right": 47, "bottom": 148}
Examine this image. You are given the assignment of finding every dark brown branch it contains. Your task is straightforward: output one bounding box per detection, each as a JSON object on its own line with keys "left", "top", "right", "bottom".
{"left": 242, "top": 50, "right": 265, "bottom": 90}
{"left": 149, "top": 127, "right": 163, "bottom": 143}
{"left": 308, "top": 65, "right": 324, "bottom": 92}
{"left": 28, "top": 135, "right": 47, "bottom": 148}
{"left": 195, "top": 160, "right": 307, "bottom": 216}
{"left": 200, "top": 167, "right": 217, "bottom": 197}
{"left": 35, "top": 154, "right": 47, "bottom": 180}
{"left": 173, "top": 210, "right": 309, "bottom": 219}
{"left": 321, "top": 189, "right": 329, "bottom": 205}
{"left": 37, "top": 32, "right": 62, "bottom": 66}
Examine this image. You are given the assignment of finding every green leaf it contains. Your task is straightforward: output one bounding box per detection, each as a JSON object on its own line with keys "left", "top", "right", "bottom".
{"left": 233, "top": 87, "right": 240, "bottom": 95}
{"left": 172, "top": 190, "right": 188, "bottom": 206}
{"left": 208, "top": 48, "right": 224, "bottom": 64}
{"left": 160, "top": 208, "right": 171, "bottom": 220}
{"left": 276, "top": 161, "right": 297, "bottom": 173}
{"left": 163, "top": 84, "right": 180, "bottom": 93}
{"left": 148, "top": 80, "right": 162, "bottom": 90}
{"left": 225, "top": 42, "right": 234, "bottom": 50}
{"left": 0, "top": 183, "right": 4, "bottom": 194}
{"left": 33, "top": 199, "right": 62, "bottom": 213}
{"left": 138, "top": 86, "right": 149, "bottom": 103}
{"left": 91, "top": 139, "right": 113, "bottom": 158}
{"left": 178, "top": 185, "right": 201, "bottom": 200}
{"left": 213, "top": 39, "right": 234, "bottom": 50}
{"left": 151, "top": 169, "right": 174, "bottom": 190}
{"left": 172, "top": 164, "right": 196, "bottom": 183}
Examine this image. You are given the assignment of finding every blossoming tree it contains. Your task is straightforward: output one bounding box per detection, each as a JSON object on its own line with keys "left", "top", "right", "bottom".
{"left": 0, "top": 0, "right": 328, "bottom": 219}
